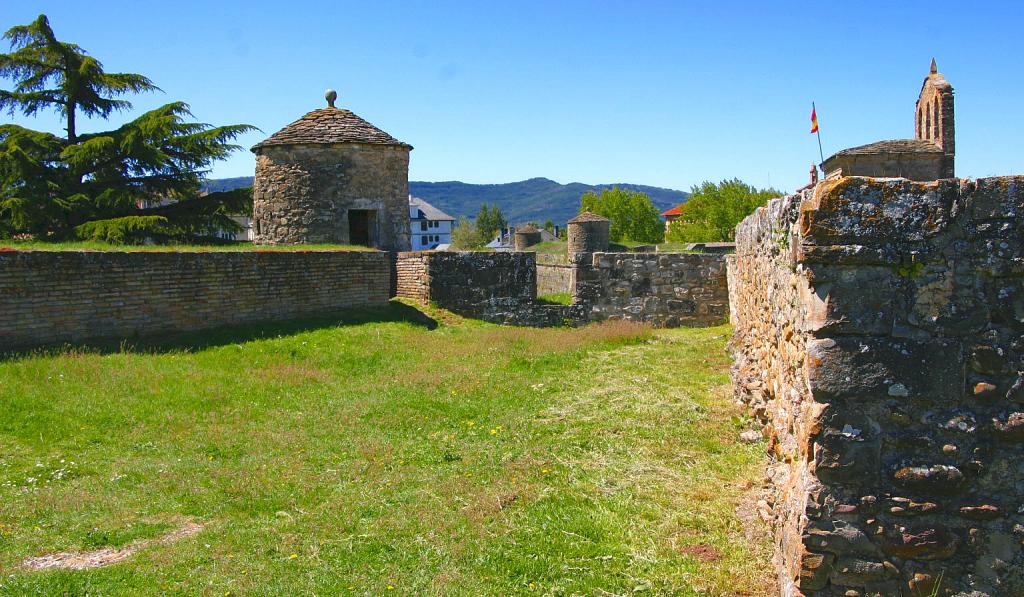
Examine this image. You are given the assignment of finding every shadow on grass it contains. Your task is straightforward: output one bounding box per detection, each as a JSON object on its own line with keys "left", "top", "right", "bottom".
{"left": 1, "top": 300, "right": 438, "bottom": 361}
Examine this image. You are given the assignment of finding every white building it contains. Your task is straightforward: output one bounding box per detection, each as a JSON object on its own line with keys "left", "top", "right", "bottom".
{"left": 409, "top": 196, "right": 454, "bottom": 250}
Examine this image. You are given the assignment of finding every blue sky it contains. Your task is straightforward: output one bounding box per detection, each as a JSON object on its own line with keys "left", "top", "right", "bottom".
{"left": 7, "top": 0, "right": 1023, "bottom": 193}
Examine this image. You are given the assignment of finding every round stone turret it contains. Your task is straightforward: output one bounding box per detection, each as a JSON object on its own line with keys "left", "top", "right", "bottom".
{"left": 513, "top": 224, "right": 542, "bottom": 251}
{"left": 250, "top": 91, "right": 413, "bottom": 250}
{"left": 567, "top": 211, "right": 610, "bottom": 254}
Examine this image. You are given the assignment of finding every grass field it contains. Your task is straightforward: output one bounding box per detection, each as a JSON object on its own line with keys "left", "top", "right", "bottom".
{"left": 535, "top": 292, "right": 573, "bottom": 306}
{"left": 0, "top": 303, "right": 770, "bottom": 595}
{"left": 0, "top": 241, "right": 369, "bottom": 252}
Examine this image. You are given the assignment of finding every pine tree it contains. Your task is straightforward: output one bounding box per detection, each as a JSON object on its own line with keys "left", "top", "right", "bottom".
{"left": 0, "top": 14, "right": 256, "bottom": 242}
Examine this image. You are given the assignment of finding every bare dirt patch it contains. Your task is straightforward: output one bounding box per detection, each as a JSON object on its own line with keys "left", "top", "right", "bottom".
{"left": 678, "top": 543, "right": 723, "bottom": 562}
{"left": 22, "top": 521, "right": 203, "bottom": 571}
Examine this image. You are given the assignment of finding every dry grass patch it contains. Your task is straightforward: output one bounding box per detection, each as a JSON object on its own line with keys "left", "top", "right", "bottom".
{"left": 23, "top": 521, "right": 203, "bottom": 571}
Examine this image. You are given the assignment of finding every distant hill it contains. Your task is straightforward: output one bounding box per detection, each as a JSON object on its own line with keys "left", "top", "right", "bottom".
{"left": 204, "top": 177, "right": 688, "bottom": 225}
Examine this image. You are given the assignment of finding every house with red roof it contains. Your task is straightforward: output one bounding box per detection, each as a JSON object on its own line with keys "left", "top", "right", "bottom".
{"left": 661, "top": 204, "right": 686, "bottom": 233}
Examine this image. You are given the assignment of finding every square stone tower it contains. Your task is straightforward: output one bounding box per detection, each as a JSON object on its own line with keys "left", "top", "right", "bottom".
{"left": 915, "top": 58, "right": 955, "bottom": 179}
{"left": 251, "top": 90, "right": 412, "bottom": 251}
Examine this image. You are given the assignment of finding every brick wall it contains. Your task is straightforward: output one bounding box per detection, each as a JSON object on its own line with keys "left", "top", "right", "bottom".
{"left": 0, "top": 250, "right": 391, "bottom": 351}
{"left": 729, "top": 176, "right": 1024, "bottom": 595}
{"left": 575, "top": 252, "right": 729, "bottom": 327}
{"left": 394, "top": 252, "right": 429, "bottom": 301}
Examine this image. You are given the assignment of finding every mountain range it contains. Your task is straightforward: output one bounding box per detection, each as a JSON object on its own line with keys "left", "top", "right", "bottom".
{"left": 204, "top": 177, "right": 688, "bottom": 224}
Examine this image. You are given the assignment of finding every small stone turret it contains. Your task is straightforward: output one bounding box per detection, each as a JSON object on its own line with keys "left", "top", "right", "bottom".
{"left": 251, "top": 90, "right": 412, "bottom": 250}
{"left": 567, "top": 211, "right": 610, "bottom": 255}
{"left": 513, "top": 224, "right": 542, "bottom": 251}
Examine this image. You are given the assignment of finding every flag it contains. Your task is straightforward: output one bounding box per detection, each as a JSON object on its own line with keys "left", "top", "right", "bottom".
{"left": 810, "top": 106, "right": 819, "bottom": 134}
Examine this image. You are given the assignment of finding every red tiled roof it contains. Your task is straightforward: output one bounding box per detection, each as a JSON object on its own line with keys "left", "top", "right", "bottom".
{"left": 662, "top": 205, "right": 685, "bottom": 217}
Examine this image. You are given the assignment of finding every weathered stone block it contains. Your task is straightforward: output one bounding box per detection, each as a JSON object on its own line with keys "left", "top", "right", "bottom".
{"left": 799, "top": 177, "right": 956, "bottom": 246}
{"left": 828, "top": 556, "right": 897, "bottom": 587}
{"left": 880, "top": 525, "right": 959, "bottom": 560}
{"left": 806, "top": 337, "right": 963, "bottom": 402}
{"left": 802, "top": 265, "right": 897, "bottom": 335}
{"left": 968, "top": 176, "right": 1024, "bottom": 221}
{"left": 799, "top": 551, "right": 835, "bottom": 591}
{"left": 892, "top": 464, "right": 965, "bottom": 493}
{"left": 906, "top": 266, "right": 989, "bottom": 335}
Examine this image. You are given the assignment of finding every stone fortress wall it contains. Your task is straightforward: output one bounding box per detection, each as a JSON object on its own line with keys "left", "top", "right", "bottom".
{"left": 1, "top": 244, "right": 728, "bottom": 353}
{"left": 395, "top": 251, "right": 537, "bottom": 313}
{"left": 577, "top": 251, "right": 729, "bottom": 327}
{"left": 395, "top": 248, "right": 729, "bottom": 328}
{"left": 729, "top": 176, "right": 1024, "bottom": 596}
{"left": 0, "top": 250, "right": 391, "bottom": 352}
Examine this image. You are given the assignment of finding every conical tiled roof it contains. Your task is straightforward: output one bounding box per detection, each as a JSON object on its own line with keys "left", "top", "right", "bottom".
{"left": 568, "top": 211, "right": 610, "bottom": 224}
{"left": 252, "top": 107, "right": 411, "bottom": 152}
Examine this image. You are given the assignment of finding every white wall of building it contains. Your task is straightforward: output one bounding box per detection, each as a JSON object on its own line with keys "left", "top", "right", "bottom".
{"left": 411, "top": 218, "right": 452, "bottom": 249}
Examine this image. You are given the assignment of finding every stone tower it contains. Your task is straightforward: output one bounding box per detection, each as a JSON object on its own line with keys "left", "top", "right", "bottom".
{"left": 513, "top": 225, "right": 542, "bottom": 251}
{"left": 251, "top": 90, "right": 412, "bottom": 250}
{"left": 821, "top": 61, "right": 955, "bottom": 181}
{"left": 914, "top": 58, "right": 955, "bottom": 179}
{"left": 567, "top": 211, "right": 610, "bottom": 255}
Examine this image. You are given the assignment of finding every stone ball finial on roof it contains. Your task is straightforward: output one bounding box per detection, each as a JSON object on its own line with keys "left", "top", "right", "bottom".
{"left": 325, "top": 89, "right": 338, "bottom": 108}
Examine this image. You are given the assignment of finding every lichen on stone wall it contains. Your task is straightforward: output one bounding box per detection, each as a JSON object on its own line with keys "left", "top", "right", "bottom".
{"left": 730, "top": 176, "right": 1024, "bottom": 596}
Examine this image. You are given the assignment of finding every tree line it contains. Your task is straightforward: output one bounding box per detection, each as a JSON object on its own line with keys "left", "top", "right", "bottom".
{"left": 450, "top": 179, "right": 778, "bottom": 250}
{"left": 0, "top": 15, "right": 254, "bottom": 243}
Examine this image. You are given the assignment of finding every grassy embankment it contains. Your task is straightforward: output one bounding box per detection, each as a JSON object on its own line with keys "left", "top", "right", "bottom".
{"left": 0, "top": 303, "right": 770, "bottom": 595}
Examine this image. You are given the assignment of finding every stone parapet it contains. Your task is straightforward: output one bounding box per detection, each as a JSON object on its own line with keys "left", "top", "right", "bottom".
{"left": 394, "top": 251, "right": 536, "bottom": 318}
{"left": 536, "top": 253, "right": 573, "bottom": 296}
{"left": 578, "top": 252, "right": 729, "bottom": 327}
{"left": 729, "top": 176, "right": 1024, "bottom": 595}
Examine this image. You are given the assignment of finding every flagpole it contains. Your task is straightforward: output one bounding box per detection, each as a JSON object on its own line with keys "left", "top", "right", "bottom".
{"left": 813, "top": 101, "right": 825, "bottom": 171}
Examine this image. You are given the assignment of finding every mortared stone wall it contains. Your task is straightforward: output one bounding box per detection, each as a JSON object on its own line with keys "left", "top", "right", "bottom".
{"left": 729, "top": 176, "right": 1024, "bottom": 596}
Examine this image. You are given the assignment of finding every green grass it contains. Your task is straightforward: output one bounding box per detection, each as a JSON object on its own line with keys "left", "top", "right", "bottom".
{"left": 530, "top": 240, "right": 567, "bottom": 255}
{"left": 0, "top": 303, "right": 770, "bottom": 595}
{"left": 0, "top": 240, "right": 371, "bottom": 252}
{"left": 536, "top": 292, "right": 572, "bottom": 305}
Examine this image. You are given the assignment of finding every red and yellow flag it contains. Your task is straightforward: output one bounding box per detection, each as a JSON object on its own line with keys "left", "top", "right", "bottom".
{"left": 810, "top": 106, "right": 819, "bottom": 134}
